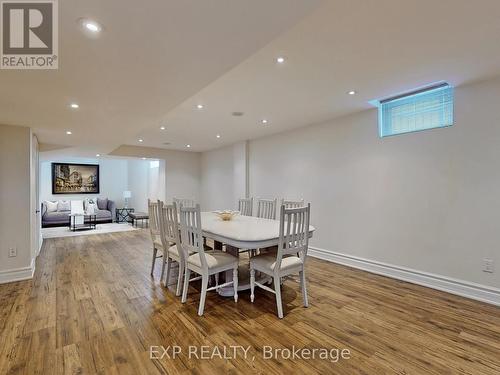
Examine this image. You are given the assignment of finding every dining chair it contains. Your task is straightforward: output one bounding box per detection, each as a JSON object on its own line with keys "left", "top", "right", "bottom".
{"left": 250, "top": 203, "right": 311, "bottom": 319}
{"left": 173, "top": 197, "right": 196, "bottom": 208}
{"left": 148, "top": 199, "right": 163, "bottom": 276}
{"left": 256, "top": 198, "right": 277, "bottom": 220}
{"left": 158, "top": 202, "right": 189, "bottom": 295}
{"left": 180, "top": 204, "right": 239, "bottom": 316}
{"left": 238, "top": 197, "right": 253, "bottom": 216}
{"left": 281, "top": 198, "right": 304, "bottom": 209}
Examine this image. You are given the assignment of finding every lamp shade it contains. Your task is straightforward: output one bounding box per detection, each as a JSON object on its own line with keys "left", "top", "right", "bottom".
{"left": 123, "top": 190, "right": 132, "bottom": 199}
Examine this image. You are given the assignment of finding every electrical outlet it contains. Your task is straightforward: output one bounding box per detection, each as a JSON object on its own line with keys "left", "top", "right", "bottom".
{"left": 8, "top": 247, "right": 17, "bottom": 257}
{"left": 483, "top": 258, "right": 494, "bottom": 273}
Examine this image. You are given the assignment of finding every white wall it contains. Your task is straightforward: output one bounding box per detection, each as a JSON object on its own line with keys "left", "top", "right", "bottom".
{"left": 40, "top": 157, "right": 129, "bottom": 207}
{"left": 200, "top": 141, "right": 248, "bottom": 211}
{"left": 127, "top": 159, "right": 166, "bottom": 212}
{"left": 200, "top": 78, "right": 500, "bottom": 291}
{"left": 0, "top": 124, "right": 33, "bottom": 281}
{"left": 109, "top": 146, "right": 201, "bottom": 204}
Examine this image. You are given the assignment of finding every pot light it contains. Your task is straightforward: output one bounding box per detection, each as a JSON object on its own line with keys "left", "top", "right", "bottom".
{"left": 142, "top": 157, "right": 147, "bottom": 160}
{"left": 138, "top": 138, "right": 143, "bottom": 142}
{"left": 196, "top": 104, "right": 204, "bottom": 109}
{"left": 186, "top": 144, "right": 191, "bottom": 148}
{"left": 261, "top": 119, "right": 268, "bottom": 124}
{"left": 66, "top": 131, "right": 72, "bottom": 135}
{"left": 276, "top": 56, "right": 285, "bottom": 64}
{"left": 84, "top": 20, "right": 101, "bottom": 33}
{"left": 160, "top": 126, "right": 166, "bottom": 130}
{"left": 70, "top": 103, "right": 79, "bottom": 109}
{"left": 348, "top": 90, "right": 357, "bottom": 95}
{"left": 96, "top": 154, "right": 100, "bottom": 157}
{"left": 216, "top": 134, "right": 221, "bottom": 139}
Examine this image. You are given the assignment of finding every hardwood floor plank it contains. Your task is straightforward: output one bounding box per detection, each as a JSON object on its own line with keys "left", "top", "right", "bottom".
{"left": 0, "top": 230, "right": 499, "bottom": 374}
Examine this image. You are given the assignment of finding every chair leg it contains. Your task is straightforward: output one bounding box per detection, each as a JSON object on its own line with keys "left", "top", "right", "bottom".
{"left": 274, "top": 276, "right": 284, "bottom": 319}
{"left": 164, "top": 257, "right": 172, "bottom": 287}
{"left": 250, "top": 268, "right": 255, "bottom": 303}
{"left": 233, "top": 267, "right": 238, "bottom": 303}
{"left": 160, "top": 254, "right": 167, "bottom": 284}
{"left": 175, "top": 262, "right": 183, "bottom": 296}
{"left": 150, "top": 247, "right": 157, "bottom": 276}
{"left": 300, "top": 270, "right": 309, "bottom": 307}
{"left": 181, "top": 268, "right": 190, "bottom": 303}
{"left": 198, "top": 274, "right": 209, "bottom": 316}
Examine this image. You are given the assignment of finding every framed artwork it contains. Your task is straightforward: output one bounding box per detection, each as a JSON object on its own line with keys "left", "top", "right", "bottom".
{"left": 52, "top": 163, "right": 100, "bottom": 194}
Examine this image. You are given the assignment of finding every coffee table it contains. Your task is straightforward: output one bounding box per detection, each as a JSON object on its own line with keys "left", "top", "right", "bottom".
{"left": 69, "top": 213, "right": 97, "bottom": 232}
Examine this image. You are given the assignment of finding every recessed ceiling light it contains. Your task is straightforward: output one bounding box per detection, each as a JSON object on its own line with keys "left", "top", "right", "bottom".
{"left": 216, "top": 134, "right": 221, "bottom": 139}
{"left": 348, "top": 90, "right": 357, "bottom": 95}
{"left": 83, "top": 20, "right": 101, "bottom": 33}
{"left": 96, "top": 154, "right": 100, "bottom": 157}
{"left": 142, "top": 157, "right": 147, "bottom": 160}
{"left": 66, "top": 131, "right": 72, "bottom": 135}
{"left": 261, "top": 119, "right": 268, "bottom": 124}
{"left": 276, "top": 56, "right": 285, "bottom": 64}
{"left": 196, "top": 104, "right": 204, "bottom": 109}
{"left": 70, "top": 103, "right": 79, "bottom": 109}
{"left": 138, "top": 138, "right": 143, "bottom": 142}
{"left": 186, "top": 144, "right": 191, "bottom": 148}
{"left": 160, "top": 126, "right": 166, "bottom": 130}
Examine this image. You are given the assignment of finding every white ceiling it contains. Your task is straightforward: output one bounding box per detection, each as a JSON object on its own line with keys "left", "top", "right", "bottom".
{"left": 3, "top": 0, "right": 500, "bottom": 155}
{"left": 0, "top": 0, "right": 321, "bottom": 156}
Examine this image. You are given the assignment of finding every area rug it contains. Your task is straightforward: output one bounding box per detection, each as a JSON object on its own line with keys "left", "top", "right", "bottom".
{"left": 42, "top": 223, "right": 138, "bottom": 239}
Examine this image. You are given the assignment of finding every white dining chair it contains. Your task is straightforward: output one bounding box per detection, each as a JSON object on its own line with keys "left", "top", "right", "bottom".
{"left": 281, "top": 198, "right": 304, "bottom": 209}
{"left": 148, "top": 199, "right": 163, "bottom": 276}
{"left": 256, "top": 198, "right": 277, "bottom": 220}
{"left": 173, "top": 197, "right": 196, "bottom": 208}
{"left": 250, "top": 203, "right": 311, "bottom": 319}
{"left": 180, "top": 204, "right": 239, "bottom": 316}
{"left": 238, "top": 197, "right": 253, "bottom": 216}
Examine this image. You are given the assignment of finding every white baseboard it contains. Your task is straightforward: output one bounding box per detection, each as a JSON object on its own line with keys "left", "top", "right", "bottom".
{"left": 0, "top": 257, "right": 36, "bottom": 285}
{"left": 308, "top": 246, "right": 500, "bottom": 307}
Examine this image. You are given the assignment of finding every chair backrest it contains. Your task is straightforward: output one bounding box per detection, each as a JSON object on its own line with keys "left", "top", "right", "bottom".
{"left": 159, "top": 203, "right": 185, "bottom": 261}
{"left": 173, "top": 197, "right": 196, "bottom": 208}
{"left": 275, "top": 203, "right": 311, "bottom": 271}
{"left": 179, "top": 204, "right": 208, "bottom": 269}
{"left": 148, "top": 199, "right": 161, "bottom": 236}
{"left": 238, "top": 197, "right": 253, "bottom": 216}
{"left": 256, "top": 198, "right": 277, "bottom": 220}
{"left": 70, "top": 200, "right": 84, "bottom": 214}
{"left": 281, "top": 198, "right": 304, "bottom": 209}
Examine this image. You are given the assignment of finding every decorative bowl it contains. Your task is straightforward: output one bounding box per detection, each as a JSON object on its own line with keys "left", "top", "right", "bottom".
{"left": 213, "top": 210, "right": 239, "bottom": 221}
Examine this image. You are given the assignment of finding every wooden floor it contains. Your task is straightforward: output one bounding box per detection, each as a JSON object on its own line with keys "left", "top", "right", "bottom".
{"left": 1, "top": 230, "right": 499, "bottom": 374}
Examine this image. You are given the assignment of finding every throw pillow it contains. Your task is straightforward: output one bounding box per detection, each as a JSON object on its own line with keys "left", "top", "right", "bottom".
{"left": 86, "top": 203, "right": 96, "bottom": 214}
{"left": 57, "top": 200, "right": 70, "bottom": 211}
{"left": 97, "top": 198, "right": 108, "bottom": 210}
{"left": 45, "top": 201, "right": 58, "bottom": 213}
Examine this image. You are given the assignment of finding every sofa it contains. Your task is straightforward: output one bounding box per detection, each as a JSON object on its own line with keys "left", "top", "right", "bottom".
{"left": 42, "top": 198, "right": 116, "bottom": 228}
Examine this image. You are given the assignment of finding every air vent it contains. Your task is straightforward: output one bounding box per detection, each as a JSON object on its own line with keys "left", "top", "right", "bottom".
{"left": 232, "top": 111, "right": 244, "bottom": 117}
{"left": 162, "top": 142, "right": 171, "bottom": 145}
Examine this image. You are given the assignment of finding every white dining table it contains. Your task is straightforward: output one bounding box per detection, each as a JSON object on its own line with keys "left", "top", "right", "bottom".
{"left": 200, "top": 212, "right": 315, "bottom": 296}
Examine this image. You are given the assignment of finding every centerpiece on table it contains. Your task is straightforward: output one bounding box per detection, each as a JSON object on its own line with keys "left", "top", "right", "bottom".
{"left": 213, "top": 210, "right": 239, "bottom": 221}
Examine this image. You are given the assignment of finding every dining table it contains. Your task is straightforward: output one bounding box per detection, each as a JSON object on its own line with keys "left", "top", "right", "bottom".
{"left": 200, "top": 212, "right": 315, "bottom": 296}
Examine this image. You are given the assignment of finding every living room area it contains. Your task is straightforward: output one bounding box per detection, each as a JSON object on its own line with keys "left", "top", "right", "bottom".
{"left": 39, "top": 153, "right": 166, "bottom": 238}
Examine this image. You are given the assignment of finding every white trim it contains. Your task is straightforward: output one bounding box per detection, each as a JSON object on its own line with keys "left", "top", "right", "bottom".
{"left": 0, "top": 258, "right": 36, "bottom": 284}
{"left": 308, "top": 246, "right": 500, "bottom": 307}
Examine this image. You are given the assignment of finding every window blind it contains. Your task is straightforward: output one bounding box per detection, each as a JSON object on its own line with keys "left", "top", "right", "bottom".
{"left": 379, "top": 83, "right": 454, "bottom": 137}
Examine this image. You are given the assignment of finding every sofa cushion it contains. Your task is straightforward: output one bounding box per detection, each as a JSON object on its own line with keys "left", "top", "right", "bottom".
{"left": 97, "top": 198, "right": 108, "bottom": 210}
{"left": 45, "top": 201, "right": 58, "bottom": 213}
{"left": 95, "top": 209, "right": 112, "bottom": 220}
{"left": 43, "top": 211, "right": 70, "bottom": 222}
{"left": 57, "top": 200, "right": 70, "bottom": 211}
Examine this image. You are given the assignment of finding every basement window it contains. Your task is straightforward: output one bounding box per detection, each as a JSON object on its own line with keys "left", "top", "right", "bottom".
{"left": 377, "top": 83, "right": 454, "bottom": 137}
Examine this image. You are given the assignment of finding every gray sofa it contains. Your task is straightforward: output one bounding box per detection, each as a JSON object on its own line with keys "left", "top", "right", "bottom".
{"left": 42, "top": 199, "right": 116, "bottom": 228}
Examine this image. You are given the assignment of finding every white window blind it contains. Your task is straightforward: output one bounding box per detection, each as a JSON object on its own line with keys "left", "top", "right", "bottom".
{"left": 379, "top": 83, "right": 454, "bottom": 137}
